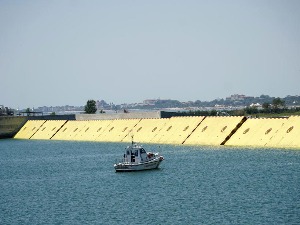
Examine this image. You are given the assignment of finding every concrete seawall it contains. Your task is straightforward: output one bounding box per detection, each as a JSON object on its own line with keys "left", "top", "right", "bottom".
{"left": 75, "top": 111, "right": 161, "bottom": 120}
{"left": 0, "top": 115, "right": 75, "bottom": 139}
{"left": 13, "top": 116, "right": 300, "bottom": 148}
{"left": 0, "top": 116, "right": 28, "bottom": 138}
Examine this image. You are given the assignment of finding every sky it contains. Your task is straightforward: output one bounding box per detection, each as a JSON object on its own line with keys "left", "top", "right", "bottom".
{"left": 1, "top": 0, "right": 300, "bottom": 109}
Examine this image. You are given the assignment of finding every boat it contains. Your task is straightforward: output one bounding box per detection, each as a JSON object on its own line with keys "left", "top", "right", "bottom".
{"left": 114, "top": 141, "right": 164, "bottom": 172}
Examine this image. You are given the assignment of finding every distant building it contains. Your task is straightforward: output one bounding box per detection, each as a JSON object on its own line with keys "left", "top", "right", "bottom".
{"left": 0, "top": 105, "right": 14, "bottom": 116}
{"left": 182, "top": 101, "right": 194, "bottom": 105}
{"left": 226, "top": 94, "right": 254, "bottom": 101}
{"left": 250, "top": 103, "right": 262, "bottom": 108}
{"left": 96, "top": 100, "right": 109, "bottom": 109}
{"left": 143, "top": 99, "right": 157, "bottom": 105}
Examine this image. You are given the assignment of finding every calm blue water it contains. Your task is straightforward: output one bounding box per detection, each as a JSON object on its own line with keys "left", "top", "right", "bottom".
{"left": 0, "top": 139, "right": 299, "bottom": 225}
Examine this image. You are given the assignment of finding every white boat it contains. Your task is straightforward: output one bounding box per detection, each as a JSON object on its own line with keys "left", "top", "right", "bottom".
{"left": 114, "top": 142, "right": 164, "bottom": 172}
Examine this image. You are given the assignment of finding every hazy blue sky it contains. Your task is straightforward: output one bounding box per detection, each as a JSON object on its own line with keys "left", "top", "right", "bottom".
{"left": 1, "top": 0, "right": 300, "bottom": 109}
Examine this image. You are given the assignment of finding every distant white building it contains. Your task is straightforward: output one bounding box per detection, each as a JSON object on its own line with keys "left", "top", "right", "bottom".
{"left": 143, "top": 99, "right": 157, "bottom": 105}
{"left": 226, "top": 94, "right": 254, "bottom": 101}
{"left": 250, "top": 103, "right": 261, "bottom": 108}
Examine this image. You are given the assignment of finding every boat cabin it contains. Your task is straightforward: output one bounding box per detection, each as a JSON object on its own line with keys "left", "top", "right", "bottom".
{"left": 124, "top": 144, "right": 148, "bottom": 163}
{"left": 114, "top": 142, "right": 164, "bottom": 171}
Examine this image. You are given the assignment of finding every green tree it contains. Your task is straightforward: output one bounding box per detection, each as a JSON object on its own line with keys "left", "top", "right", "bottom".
{"left": 262, "top": 102, "right": 271, "bottom": 110}
{"left": 210, "top": 110, "right": 217, "bottom": 116}
{"left": 272, "top": 98, "right": 285, "bottom": 113}
{"left": 232, "top": 109, "right": 246, "bottom": 116}
{"left": 262, "top": 102, "right": 271, "bottom": 113}
{"left": 25, "top": 108, "right": 31, "bottom": 116}
{"left": 245, "top": 106, "right": 259, "bottom": 114}
{"left": 84, "top": 100, "right": 97, "bottom": 114}
{"left": 272, "top": 98, "right": 285, "bottom": 108}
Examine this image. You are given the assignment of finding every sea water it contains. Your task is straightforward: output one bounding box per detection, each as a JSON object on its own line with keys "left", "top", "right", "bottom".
{"left": 0, "top": 139, "right": 299, "bottom": 225}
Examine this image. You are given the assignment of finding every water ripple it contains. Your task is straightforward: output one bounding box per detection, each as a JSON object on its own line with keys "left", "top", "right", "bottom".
{"left": 0, "top": 140, "right": 299, "bottom": 224}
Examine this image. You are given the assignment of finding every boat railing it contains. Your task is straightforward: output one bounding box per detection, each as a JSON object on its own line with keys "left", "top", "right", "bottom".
{"left": 115, "top": 158, "right": 138, "bottom": 165}
{"left": 114, "top": 152, "right": 163, "bottom": 165}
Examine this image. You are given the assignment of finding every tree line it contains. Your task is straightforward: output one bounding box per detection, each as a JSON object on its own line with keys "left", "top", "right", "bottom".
{"left": 84, "top": 98, "right": 300, "bottom": 117}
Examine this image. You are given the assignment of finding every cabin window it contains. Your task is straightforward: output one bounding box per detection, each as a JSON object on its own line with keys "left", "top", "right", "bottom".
{"left": 140, "top": 148, "right": 146, "bottom": 154}
{"left": 134, "top": 150, "right": 138, "bottom": 156}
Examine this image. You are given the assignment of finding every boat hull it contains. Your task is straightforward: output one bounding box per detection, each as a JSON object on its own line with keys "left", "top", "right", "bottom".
{"left": 114, "top": 158, "right": 162, "bottom": 172}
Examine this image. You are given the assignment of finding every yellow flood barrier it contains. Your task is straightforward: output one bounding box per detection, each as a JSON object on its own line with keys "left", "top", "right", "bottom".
{"left": 225, "top": 118, "right": 287, "bottom": 147}
{"left": 92, "top": 120, "right": 114, "bottom": 141}
{"left": 97, "top": 119, "right": 141, "bottom": 142}
{"left": 184, "top": 116, "right": 246, "bottom": 146}
{"left": 13, "top": 116, "right": 300, "bottom": 148}
{"left": 266, "top": 116, "right": 300, "bottom": 148}
{"left": 150, "top": 116, "right": 205, "bottom": 145}
{"left": 30, "top": 120, "right": 67, "bottom": 140}
{"left": 72, "top": 120, "right": 113, "bottom": 141}
{"left": 121, "top": 118, "right": 169, "bottom": 143}
{"left": 52, "top": 121, "right": 86, "bottom": 141}
{"left": 14, "top": 120, "right": 46, "bottom": 139}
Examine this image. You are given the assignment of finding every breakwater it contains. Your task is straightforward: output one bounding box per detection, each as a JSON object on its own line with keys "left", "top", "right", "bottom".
{"left": 0, "top": 115, "right": 75, "bottom": 139}
{"left": 13, "top": 115, "right": 300, "bottom": 148}
{"left": 0, "top": 116, "right": 28, "bottom": 138}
